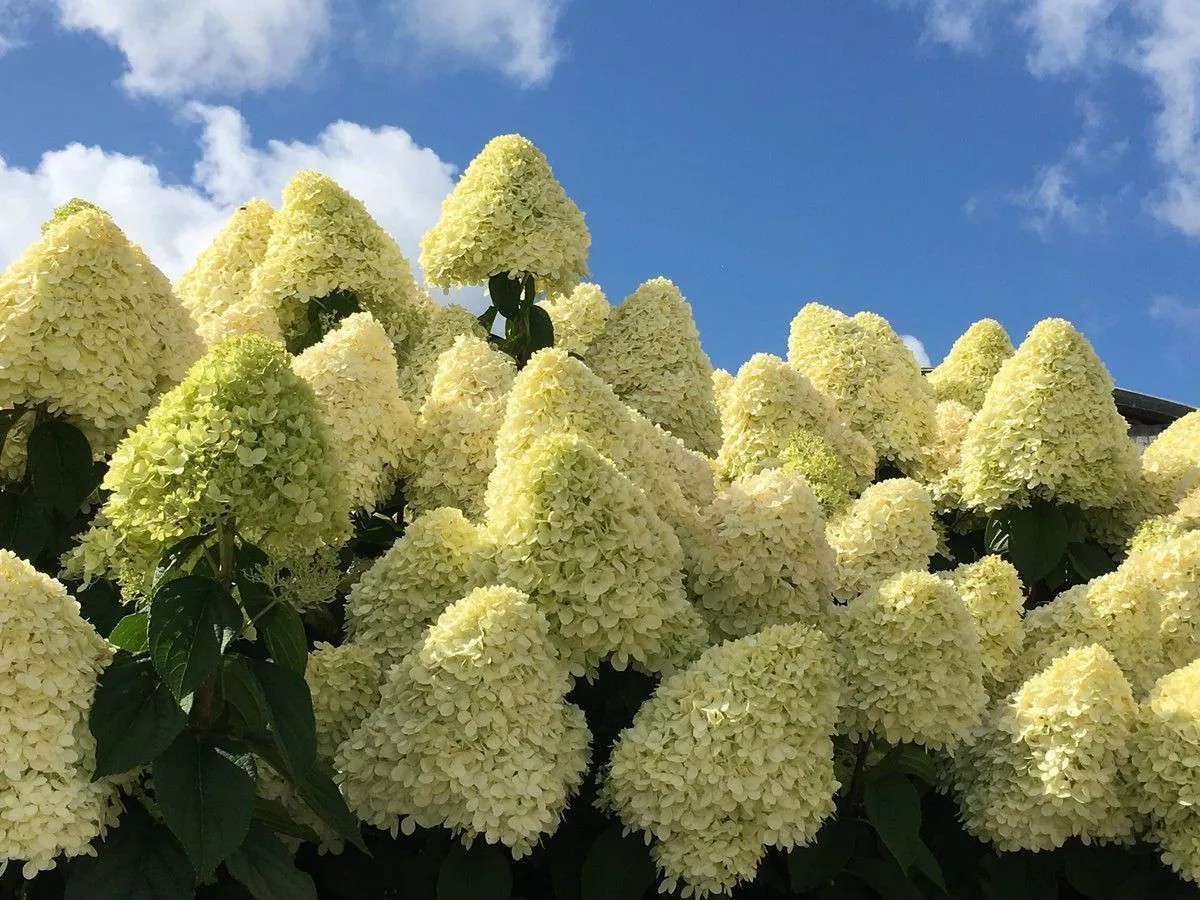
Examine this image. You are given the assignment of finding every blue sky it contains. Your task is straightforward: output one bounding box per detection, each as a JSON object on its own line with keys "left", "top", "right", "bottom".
{"left": 0, "top": 1, "right": 1197, "bottom": 403}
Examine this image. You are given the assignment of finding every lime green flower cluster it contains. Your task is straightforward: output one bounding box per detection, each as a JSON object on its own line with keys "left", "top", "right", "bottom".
{"left": 715, "top": 353, "right": 875, "bottom": 488}
{"left": 826, "top": 479, "right": 937, "bottom": 602}
{"left": 293, "top": 312, "right": 414, "bottom": 510}
{"left": 926, "top": 319, "right": 1014, "bottom": 410}
{"left": 602, "top": 622, "right": 841, "bottom": 898}
{"left": 956, "top": 319, "right": 1139, "bottom": 511}
{"left": 538, "top": 282, "right": 610, "bottom": 355}
{"left": 488, "top": 432, "right": 709, "bottom": 676}
{"left": 175, "top": 200, "right": 282, "bottom": 347}
{"left": 336, "top": 585, "right": 590, "bottom": 856}
{"left": 689, "top": 468, "right": 834, "bottom": 641}
{"left": 346, "top": 507, "right": 493, "bottom": 668}
{"left": 409, "top": 335, "right": 516, "bottom": 518}
{"left": 711, "top": 367, "right": 735, "bottom": 419}
{"left": 0, "top": 552, "right": 122, "bottom": 877}
{"left": 77, "top": 335, "right": 348, "bottom": 591}
{"left": 0, "top": 207, "right": 201, "bottom": 453}
{"left": 249, "top": 170, "right": 427, "bottom": 351}
{"left": 942, "top": 556, "right": 1024, "bottom": 696}
{"left": 834, "top": 571, "right": 986, "bottom": 750}
{"left": 911, "top": 400, "right": 974, "bottom": 507}
{"left": 787, "top": 303, "right": 936, "bottom": 466}
{"left": 420, "top": 134, "right": 590, "bottom": 298}
{"left": 955, "top": 645, "right": 1139, "bottom": 851}
{"left": 395, "top": 299, "right": 485, "bottom": 402}
{"left": 778, "top": 428, "right": 859, "bottom": 516}
{"left": 585, "top": 278, "right": 722, "bottom": 455}
{"left": 1123, "top": 532, "right": 1200, "bottom": 672}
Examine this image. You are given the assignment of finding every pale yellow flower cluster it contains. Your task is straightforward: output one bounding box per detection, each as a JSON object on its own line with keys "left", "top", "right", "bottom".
{"left": 585, "top": 278, "right": 722, "bottom": 455}
{"left": 293, "top": 313, "right": 414, "bottom": 510}
{"left": 715, "top": 353, "right": 875, "bottom": 487}
{"left": 602, "top": 622, "right": 841, "bottom": 898}
{"left": 1138, "top": 410, "right": 1200, "bottom": 518}
{"left": 787, "top": 303, "right": 936, "bottom": 466}
{"left": 955, "top": 645, "right": 1139, "bottom": 850}
{"left": 779, "top": 429, "right": 861, "bottom": 516}
{"left": 249, "top": 170, "right": 427, "bottom": 351}
{"left": 0, "top": 207, "right": 201, "bottom": 453}
{"left": 711, "top": 368, "right": 735, "bottom": 420}
{"left": 911, "top": 400, "right": 974, "bottom": 507}
{"left": 488, "top": 431, "right": 709, "bottom": 676}
{"left": 408, "top": 336, "right": 516, "bottom": 519}
{"left": 336, "top": 585, "right": 590, "bottom": 855}
{"left": 826, "top": 479, "right": 937, "bottom": 601}
{"left": 420, "top": 135, "right": 590, "bottom": 298}
{"left": 538, "top": 282, "right": 610, "bottom": 355}
{"left": 0, "top": 552, "right": 121, "bottom": 877}
{"left": 942, "top": 556, "right": 1024, "bottom": 696}
{"left": 395, "top": 299, "right": 485, "bottom": 403}
{"left": 926, "top": 319, "right": 1014, "bottom": 410}
{"left": 175, "top": 200, "right": 283, "bottom": 347}
{"left": 834, "top": 570, "right": 986, "bottom": 750}
{"left": 956, "top": 319, "right": 1139, "bottom": 511}
{"left": 1123, "top": 532, "right": 1200, "bottom": 673}
{"left": 346, "top": 507, "right": 493, "bottom": 668}
{"left": 689, "top": 468, "right": 834, "bottom": 641}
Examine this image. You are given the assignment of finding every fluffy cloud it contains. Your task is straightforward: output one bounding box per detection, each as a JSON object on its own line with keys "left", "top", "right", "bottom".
{"left": 1150, "top": 295, "right": 1200, "bottom": 332}
{"left": 902, "top": 335, "right": 934, "bottom": 367}
{"left": 0, "top": 105, "right": 457, "bottom": 282}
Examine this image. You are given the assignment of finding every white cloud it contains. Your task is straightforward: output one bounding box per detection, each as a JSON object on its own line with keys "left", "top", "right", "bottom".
{"left": 1020, "top": 0, "right": 1118, "bottom": 73}
{"left": 897, "top": 0, "right": 999, "bottom": 50}
{"left": 902, "top": 335, "right": 933, "bottom": 367}
{"left": 1150, "top": 295, "right": 1200, "bottom": 331}
{"left": 0, "top": 106, "right": 457, "bottom": 283}
{"left": 391, "top": 0, "right": 566, "bottom": 86}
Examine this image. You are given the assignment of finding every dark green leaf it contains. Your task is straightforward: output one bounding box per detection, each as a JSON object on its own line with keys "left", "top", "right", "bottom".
{"left": 846, "top": 857, "right": 923, "bottom": 900}
{"left": 1066, "top": 542, "right": 1117, "bottom": 582}
{"left": 148, "top": 575, "right": 242, "bottom": 701}
{"left": 90, "top": 653, "right": 189, "bottom": 778}
{"left": 253, "top": 660, "right": 317, "bottom": 776}
{"left": 152, "top": 532, "right": 215, "bottom": 596}
{"left": 109, "top": 613, "right": 149, "bottom": 653}
{"left": 252, "top": 796, "right": 320, "bottom": 844}
{"left": 527, "top": 305, "right": 555, "bottom": 353}
{"left": 913, "top": 841, "right": 947, "bottom": 893}
{"left": 864, "top": 773, "right": 923, "bottom": 872}
{"left": 64, "top": 807, "right": 193, "bottom": 900}
{"left": 251, "top": 739, "right": 364, "bottom": 853}
{"left": 226, "top": 823, "right": 317, "bottom": 900}
{"left": 153, "top": 732, "right": 257, "bottom": 876}
{"left": 580, "top": 823, "right": 656, "bottom": 900}
{"left": 985, "top": 505, "right": 1069, "bottom": 584}
{"left": 239, "top": 579, "right": 307, "bottom": 674}
{"left": 478, "top": 306, "right": 499, "bottom": 334}
{"left": 437, "top": 841, "right": 512, "bottom": 900}
{"left": 222, "top": 657, "right": 269, "bottom": 735}
{"left": 78, "top": 579, "right": 126, "bottom": 635}
{"left": 27, "top": 419, "right": 95, "bottom": 514}
{"left": 0, "top": 491, "right": 50, "bottom": 560}
{"left": 488, "top": 273, "right": 524, "bottom": 318}
{"left": 788, "top": 816, "right": 856, "bottom": 893}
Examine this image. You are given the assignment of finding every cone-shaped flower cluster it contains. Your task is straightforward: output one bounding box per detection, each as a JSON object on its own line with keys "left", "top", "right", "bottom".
{"left": 346, "top": 507, "right": 492, "bottom": 668}
{"left": 175, "top": 199, "right": 282, "bottom": 347}
{"left": 585, "top": 278, "right": 721, "bottom": 455}
{"left": 715, "top": 353, "right": 875, "bottom": 487}
{"left": 420, "top": 135, "right": 590, "bottom": 298}
{"left": 81, "top": 335, "right": 349, "bottom": 591}
{"left": 293, "top": 313, "right": 413, "bottom": 510}
{"left": 603, "top": 622, "right": 841, "bottom": 898}
{"left": 956, "top": 319, "right": 1139, "bottom": 511}
{"left": 0, "top": 552, "right": 121, "bottom": 877}
{"left": 911, "top": 400, "right": 974, "bottom": 507}
{"left": 927, "top": 319, "right": 1014, "bottom": 410}
{"left": 1122, "top": 531, "right": 1200, "bottom": 673}
{"left": 307, "top": 642, "right": 382, "bottom": 762}
{"left": 835, "top": 571, "right": 986, "bottom": 750}
{"left": 249, "top": 171, "right": 426, "bottom": 351}
{"left": 488, "top": 432, "right": 708, "bottom": 676}
{"left": 942, "top": 556, "right": 1024, "bottom": 695}
{"left": 954, "top": 644, "right": 1139, "bottom": 851}
{"left": 408, "top": 335, "right": 516, "bottom": 519}
{"left": 787, "top": 304, "right": 936, "bottom": 466}
{"left": 1139, "top": 410, "right": 1200, "bottom": 518}
{"left": 689, "top": 468, "right": 834, "bottom": 641}
{"left": 778, "top": 428, "right": 859, "bottom": 516}
{"left": 336, "top": 585, "right": 590, "bottom": 855}
{"left": 0, "top": 207, "right": 201, "bottom": 453}
{"left": 538, "top": 282, "right": 609, "bottom": 355}
{"left": 826, "top": 479, "right": 937, "bottom": 602}
{"left": 395, "top": 299, "right": 485, "bottom": 403}
{"left": 711, "top": 368, "right": 735, "bottom": 420}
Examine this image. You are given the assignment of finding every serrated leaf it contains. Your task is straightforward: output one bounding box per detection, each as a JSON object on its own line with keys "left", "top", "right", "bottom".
{"left": 64, "top": 808, "right": 193, "bottom": 900}
{"left": 864, "top": 773, "right": 923, "bottom": 872}
{"left": 239, "top": 579, "right": 307, "bottom": 674}
{"left": 253, "top": 660, "right": 316, "bottom": 776}
{"left": 222, "top": 657, "right": 269, "bottom": 736}
{"left": 226, "top": 823, "right": 317, "bottom": 900}
{"left": 148, "top": 575, "right": 242, "bottom": 701}
{"left": 90, "top": 653, "right": 189, "bottom": 778}
{"left": 438, "top": 841, "right": 512, "bottom": 900}
{"left": 108, "top": 613, "right": 149, "bottom": 653}
{"left": 151, "top": 532, "right": 215, "bottom": 596}
{"left": 27, "top": 419, "right": 95, "bottom": 515}
{"left": 788, "top": 816, "right": 856, "bottom": 893}
{"left": 580, "top": 823, "right": 656, "bottom": 900}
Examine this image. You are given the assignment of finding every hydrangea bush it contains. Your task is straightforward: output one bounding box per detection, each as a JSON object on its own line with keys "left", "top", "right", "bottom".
{"left": 0, "top": 133, "right": 1198, "bottom": 900}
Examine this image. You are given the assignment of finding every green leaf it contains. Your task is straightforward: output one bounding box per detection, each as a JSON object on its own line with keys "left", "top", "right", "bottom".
{"left": 252, "top": 660, "right": 317, "bottom": 776}
{"left": 151, "top": 532, "right": 215, "bottom": 595}
{"left": 109, "top": 613, "right": 149, "bottom": 653}
{"left": 27, "top": 419, "right": 96, "bottom": 515}
{"left": 846, "top": 857, "right": 923, "bottom": 900}
{"left": 788, "top": 816, "right": 856, "bottom": 893}
{"left": 864, "top": 773, "right": 923, "bottom": 872}
{"left": 148, "top": 575, "right": 242, "bottom": 701}
{"left": 913, "top": 841, "right": 947, "bottom": 893}
{"left": 527, "top": 305, "right": 555, "bottom": 353}
{"left": 0, "top": 491, "right": 50, "bottom": 561}
{"left": 251, "top": 738, "right": 364, "bottom": 853}
{"left": 239, "top": 579, "right": 307, "bottom": 675}
{"left": 90, "top": 653, "right": 189, "bottom": 778}
{"left": 985, "top": 504, "right": 1069, "bottom": 584}
{"left": 252, "top": 796, "right": 320, "bottom": 844}
{"left": 226, "top": 823, "right": 317, "bottom": 900}
{"left": 152, "top": 732, "right": 257, "bottom": 876}
{"left": 437, "top": 841, "right": 512, "bottom": 900}
{"left": 488, "top": 273, "right": 524, "bottom": 318}
{"left": 478, "top": 306, "right": 499, "bottom": 334}
{"left": 580, "top": 823, "right": 656, "bottom": 900}
{"left": 222, "top": 657, "right": 270, "bottom": 736}
{"left": 64, "top": 807, "right": 193, "bottom": 900}
{"left": 1066, "top": 542, "right": 1116, "bottom": 582}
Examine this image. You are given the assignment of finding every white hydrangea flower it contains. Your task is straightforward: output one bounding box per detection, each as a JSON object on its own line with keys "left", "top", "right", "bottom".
{"left": 926, "top": 319, "right": 1014, "bottom": 411}
{"left": 538, "top": 282, "right": 610, "bottom": 355}
{"left": 942, "top": 556, "right": 1024, "bottom": 696}
{"left": 395, "top": 298, "right": 485, "bottom": 404}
